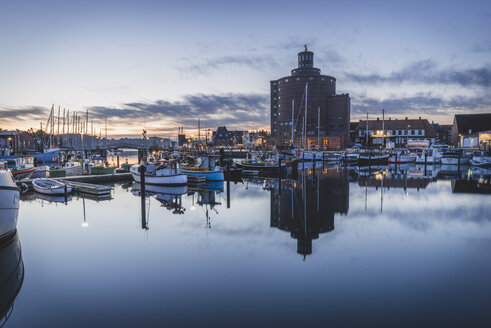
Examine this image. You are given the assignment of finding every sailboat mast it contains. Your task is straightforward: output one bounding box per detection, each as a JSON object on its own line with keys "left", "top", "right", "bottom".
{"left": 365, "top": 112, "right": 369, "bottom": 147}
{"left": 291, "top": 99, "right": 294, "bottom": 147}
{"left": 304, "top": 83, "right": 308, "bottom": 148}
{"left": 382, "top": 109, "right": 385, "bottom": 149}
{"left": 317, "top": 106, "right": 321, "bottom": 149}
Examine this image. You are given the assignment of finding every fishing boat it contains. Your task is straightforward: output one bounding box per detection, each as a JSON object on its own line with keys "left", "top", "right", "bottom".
{"left": 388, "top": 151, "right": 416, "bottom": 164}
{"left": 10, "top": 167, "right": 36, "bottom": 180}
{"left": 131, "top": 160, "right": 187, "bottom": 186}
{"left": 50, "top": 159, "right": 83, "bottom": 177}
{"left": 32, "top": 178, "right": 72, "bottom": 195}
{"left": 440, "top": 149, "right": 472, "bottom": 165}
{"left": 0, "top": 163, "right": 19, "bottom": 240}
{"left": 88, "top": 157, "right": 116, "bottom": 175}
{"left": 182, "top": 157, "right": 224, "bottom": 181}
{"left": 470, "top": 149, "right": 491, "bottom": 167}
{"left": 415, "top": 147, "right": 443, "bottom": 164}
{"left": 233, "top": 158, "right": 288, "bottom": 176}
{"left": 358, "top": 152, "right": 389, "bottom": 166}
{"left": 341, "top": 152, "right": 360, "bottom": 164}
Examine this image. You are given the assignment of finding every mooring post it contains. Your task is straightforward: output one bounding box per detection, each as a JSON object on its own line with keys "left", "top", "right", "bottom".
{"left": 140, "top": 164, "right": 146, "bottom": 229}
{"left": 64, "top": 184, "right": 68, "bottom": 204}
{"left": 278, "top": 158, "right": 282, "bottom": 195}
{"left": 226, "top": 160, "right": 231, "bottom": 208}
{"left": 117, "top": 155, "right": 120, "bottom": 168}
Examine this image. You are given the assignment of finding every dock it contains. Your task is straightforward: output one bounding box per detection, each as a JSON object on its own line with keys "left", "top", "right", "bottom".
{"left": 19, "top": 173, "right": 133, "bottom": 198}
{"left": 64, "top": 181, "right": 113, "bottom": 197}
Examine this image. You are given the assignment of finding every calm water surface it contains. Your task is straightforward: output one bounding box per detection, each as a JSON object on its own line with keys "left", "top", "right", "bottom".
{"left": 4, "top": 165, "right": 491, "bottom": 327}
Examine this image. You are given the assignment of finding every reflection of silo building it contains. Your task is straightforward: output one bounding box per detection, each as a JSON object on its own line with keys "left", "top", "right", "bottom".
{"left": 270, "top": 169, "right": 349, "bottom": 258}
{"left": 270, "top": 46, "right": 351, "bottom": 149}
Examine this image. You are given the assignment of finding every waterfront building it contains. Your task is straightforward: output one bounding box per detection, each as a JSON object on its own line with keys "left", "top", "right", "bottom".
{"left": 270, "top": 46, "right": 350, "bottom": 150}
{"left": 431, "top": 122, "right": 452, "bottom": 145}
{"left": 212, "top": 126, "right": 231, "bottom": 146}
{"left": 353, "top": 117, "right": 436, "bottom": 147}
{"left": 451, "top": 113, "right": 491, "bottom": 148}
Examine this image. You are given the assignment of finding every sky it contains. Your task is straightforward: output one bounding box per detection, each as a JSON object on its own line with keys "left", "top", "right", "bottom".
{"left": 0, "top": 0, "right": 490, "bottom": 137}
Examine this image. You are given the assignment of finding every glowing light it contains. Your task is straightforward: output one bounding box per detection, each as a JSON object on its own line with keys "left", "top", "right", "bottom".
{"left": 191, "top": 205, "right": 196, "bottom": 211}
{"left": 82, "top": 222, "right": 89, "bottom": 228}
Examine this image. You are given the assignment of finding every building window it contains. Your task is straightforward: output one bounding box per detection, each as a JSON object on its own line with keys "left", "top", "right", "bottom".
{"left": 296, "top": 77, "right": 300, "bottom": 81}
{"left": 273, "top": 82, "right": 276, "bottom": 86}
{"left": 273, "top": 89, "right": 276, "bottom": 93}
{"left": 309, "top": 77, "right": 313, "bottom": 80}
{"left": 321, "top": 77, "right": 325, "bottom": 81}
{"left": 411, "top": 130, "right": 415, "bottom": 135}
{"left": 418, "top": 130, "right": 422, "bottom": 135}
{"left": 285, "top": 79, "right": 288, "bottom": 82}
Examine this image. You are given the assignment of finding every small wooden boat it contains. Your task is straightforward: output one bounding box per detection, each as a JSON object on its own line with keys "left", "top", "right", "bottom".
{"left": 32, "top": 178, "right": 72, "bottom": 195}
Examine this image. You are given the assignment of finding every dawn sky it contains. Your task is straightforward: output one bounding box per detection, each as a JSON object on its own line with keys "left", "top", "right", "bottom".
{"left": 1, "top": 0, "right": 490, "bottom": 137}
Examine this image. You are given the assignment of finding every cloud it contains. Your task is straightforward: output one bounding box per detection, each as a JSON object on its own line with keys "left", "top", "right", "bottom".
{"left": 177, "top": 54, "right": 279, "bottom": 75}
{"left": 472, "top": 42, "right": 491, "bottom": 53}
{"left": 351, "top": 93, "right": 491, "bottom": 117}
{"left": 344, "top": 60, "right": 491, "bottom": 87}
{"left": 0, "top": 105, "right": 47, "bottom": 122}
{"left": 87, "top": 93, "right": 269, "bottom": 133}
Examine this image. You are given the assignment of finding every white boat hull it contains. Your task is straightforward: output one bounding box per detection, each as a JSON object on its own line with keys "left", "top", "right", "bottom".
{"left": 31, "top": 165, "right": 50, "bottom": 178}
{"left": 441, "top": 157, "right": 471, "bottom": 165}
{"left": 131, "top": 166, "right": 188, "bottom": 186}
{"left": 0, "top": 171, "right": 19, "bottom": 239}
{"left": 32, "top": 178, "right": 72, "bottom": 195}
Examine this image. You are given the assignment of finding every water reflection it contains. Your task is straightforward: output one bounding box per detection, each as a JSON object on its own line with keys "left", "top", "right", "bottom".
{"left": 270, "top": 167, "right": 349, "bottom": 259}
{"left": 188, "top": 182, "right": 224, "bottom": 229}
{"left": 0, "top": 233, "right": 24, "bottom": 327}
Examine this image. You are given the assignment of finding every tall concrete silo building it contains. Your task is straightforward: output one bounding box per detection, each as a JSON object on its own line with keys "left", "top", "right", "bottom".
{"left": 270, "top": 46, "right": 350, "bottom": 149}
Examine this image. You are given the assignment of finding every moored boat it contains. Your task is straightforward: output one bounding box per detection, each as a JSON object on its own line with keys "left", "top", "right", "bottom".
{"left": 131, "top": 160, "right": 187, "bottom": 186}
{"left": 32, "top": 178, "right": 72, "bottom": 195}
{"left": 0, "top": 163, "right": 19, "bottom": 240}
{"left": 440, "top": 149, "right": 471, "bottom": 165}
{"left": 182, "top": 157, "right": 224, "bottom": 181}
{"left": 358, "top": 153, "right": 389, "bottom": 166}
{"left": 233, "top": 158, "right": 287, "bottom": 176}
{"left": 470, "top": 150, "right": 491, "bottom": 167}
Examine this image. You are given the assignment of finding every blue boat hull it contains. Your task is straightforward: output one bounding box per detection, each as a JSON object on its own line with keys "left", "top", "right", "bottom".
{"left": 182, "top": 169, "right": 224, "bottom": 181}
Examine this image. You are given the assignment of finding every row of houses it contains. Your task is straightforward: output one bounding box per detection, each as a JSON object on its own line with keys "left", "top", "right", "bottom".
{"left": 350, "top": 113, "right": 490, "bottom": 148}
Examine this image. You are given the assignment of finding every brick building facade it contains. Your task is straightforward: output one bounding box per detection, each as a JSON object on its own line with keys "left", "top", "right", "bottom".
{"left": 270, "top": 46, "right": 350, "bottom": 149}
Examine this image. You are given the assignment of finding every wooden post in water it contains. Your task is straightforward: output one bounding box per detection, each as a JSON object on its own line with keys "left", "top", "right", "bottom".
{"left": 64, "top": 184, "right": 68, "bottom": 204}
{"left": 140, "top": 164, "right": 147, "bottom": 229}
{"left": 117, "top": 155, "right": 120, "bottom": 168}
{"left": 278, "top": 158, "right": 282, "bottom": 195}
{"left": 226, "top": 160, "right": 230, "bottom": 209}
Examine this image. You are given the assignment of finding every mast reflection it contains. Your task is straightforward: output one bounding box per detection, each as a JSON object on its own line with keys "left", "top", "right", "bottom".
{"left": 188, "top": 182, "right": 224, "bottom": 229}
{"left": 270, "top": 167, "right": 349, "bottom": 259}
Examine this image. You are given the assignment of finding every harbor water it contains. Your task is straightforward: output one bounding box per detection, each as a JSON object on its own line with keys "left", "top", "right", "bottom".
{"left": 4, "top": 165, "right": 491, "bottom": 327}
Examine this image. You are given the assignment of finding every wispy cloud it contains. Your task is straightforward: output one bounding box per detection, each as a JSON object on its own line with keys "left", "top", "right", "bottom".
{"left": 344, "top": 60, "right": 491, "bottom": 87}
{"left": 88, "top": 93, "right": 269, "bottom": 132}
{"left": 0, "top": 105, "right": 47, "bottom": 122}
{"left": 352, "top": 93, "right": 491, "bottom": 117}
{"left": 176, "top": 55, "right": 279, "bottom": 75}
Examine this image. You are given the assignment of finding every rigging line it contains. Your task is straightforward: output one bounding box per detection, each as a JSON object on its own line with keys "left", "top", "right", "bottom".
{"left": 293, "top": 87, "right": 306, "bottom": 132}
